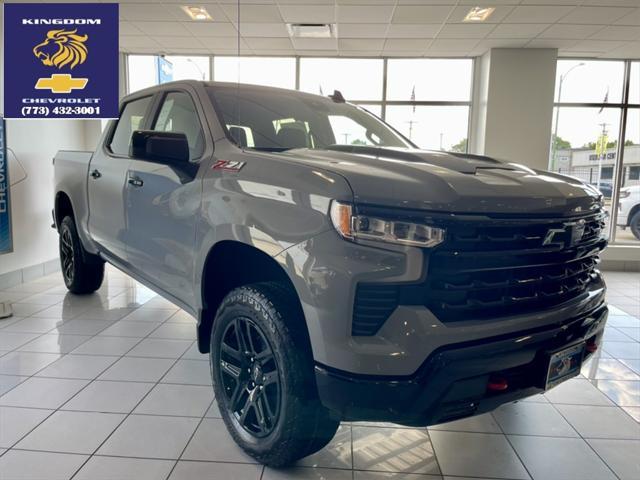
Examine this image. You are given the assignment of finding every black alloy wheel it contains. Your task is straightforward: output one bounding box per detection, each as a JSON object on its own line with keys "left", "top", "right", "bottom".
{"left": 58, "top": 216, "right": 104, "bottom": 294}
{"left": 218, "top": 316, "right": 281, "bottom": 438}
{"left": 60, "top": 226, "right": 75, "bottom": 285}
{"left": 210, "top": 283, "right": 340, "bottom": 467}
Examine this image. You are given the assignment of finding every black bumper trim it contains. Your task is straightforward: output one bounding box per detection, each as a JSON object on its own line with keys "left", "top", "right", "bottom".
{"left": 315, "top": 303, "right": 608, "bottom": 426}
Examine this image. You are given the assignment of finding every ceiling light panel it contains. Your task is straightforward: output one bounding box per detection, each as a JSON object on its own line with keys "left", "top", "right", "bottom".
{"left": 463, "top": 7, "right": 495, "bottom": 22}
{"left": 182, "top": 6, "right": 212, "bottom": 21}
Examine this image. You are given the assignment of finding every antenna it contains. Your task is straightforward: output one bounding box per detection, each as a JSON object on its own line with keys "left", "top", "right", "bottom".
{"left": 329, "top": 90, "right": 345, "bottom": 103}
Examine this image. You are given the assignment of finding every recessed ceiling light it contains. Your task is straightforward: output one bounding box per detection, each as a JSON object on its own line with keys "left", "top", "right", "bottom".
{"left": 463, "top": 6, "right": 495, "bottom": 22}
{"left": 287, "top": 23, "right": 336, "bottom": 38}
{"left": 181, "top": 6, "right": 212, "bottom": 21}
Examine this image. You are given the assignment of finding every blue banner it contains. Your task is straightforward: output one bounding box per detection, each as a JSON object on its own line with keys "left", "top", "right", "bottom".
{"left": 157, "top": 57, "right": 174, "bottom": 84}
{"left": 0, "top": 119, "right": 12, "bottom": 254}
{"left": 3, "top": 3, "right": 119, "bottom": 119}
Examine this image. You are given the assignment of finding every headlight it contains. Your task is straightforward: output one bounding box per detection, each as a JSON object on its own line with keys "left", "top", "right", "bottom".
{"left": 329, "top": 201, "right": 445, "bottom": 248}
{"left": 619, "top": 189, "right": 630, "bottom": 199}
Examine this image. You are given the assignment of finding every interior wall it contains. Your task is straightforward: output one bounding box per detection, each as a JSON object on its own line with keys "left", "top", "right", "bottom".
{"left": 471, "top": 48, "right": 558, "bottom": 172}
{"left": 0, "top": 120, "right": 90, "bottom": 276}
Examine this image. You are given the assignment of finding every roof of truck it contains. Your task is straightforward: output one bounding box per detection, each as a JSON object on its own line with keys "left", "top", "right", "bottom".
{"left": 122, "top": 79, "right": 341, "bottom": 104}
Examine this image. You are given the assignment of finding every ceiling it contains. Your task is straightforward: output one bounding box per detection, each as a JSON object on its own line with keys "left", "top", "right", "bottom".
{"left": 9, "top": 0, "right": 640, "bottom": 58}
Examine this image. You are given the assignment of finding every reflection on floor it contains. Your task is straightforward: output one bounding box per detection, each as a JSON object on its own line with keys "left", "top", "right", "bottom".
{"left": 0, "top": 267, "right": 638, "bottom": 480}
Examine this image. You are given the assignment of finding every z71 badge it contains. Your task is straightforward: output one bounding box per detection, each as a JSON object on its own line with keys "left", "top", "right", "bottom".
{"left": 211, "top": 160, "right": 246, "bottom": 172}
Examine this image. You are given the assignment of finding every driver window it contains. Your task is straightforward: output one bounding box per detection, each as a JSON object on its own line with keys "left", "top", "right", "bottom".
{"left": 153, "top": 92, "right": 205, "bottom": 159}
{"left": 109, "top": 96, "right": 152, "bottom": 156}
{"left": 328, "top": 115, "right": 379, "bottom": 146}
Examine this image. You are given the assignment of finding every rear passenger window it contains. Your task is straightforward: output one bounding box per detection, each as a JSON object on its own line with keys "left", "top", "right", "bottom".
{"left": 109, "top": 96, "right": 152, "bottom": 156}
{"left": 153, "top": 92, "right": 204, "bottom": 160}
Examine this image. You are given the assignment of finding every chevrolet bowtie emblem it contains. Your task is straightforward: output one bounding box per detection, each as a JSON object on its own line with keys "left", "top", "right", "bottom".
{"left": 35, "top": 74, "right": 88, "bottom": 93}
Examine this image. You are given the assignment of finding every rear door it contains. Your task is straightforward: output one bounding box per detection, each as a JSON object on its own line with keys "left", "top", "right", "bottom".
{"left": 125, "top": 89, "right": 207, "bottom": 305}
{"left": 87, "top": 95, "right": 154, "bottom": 260}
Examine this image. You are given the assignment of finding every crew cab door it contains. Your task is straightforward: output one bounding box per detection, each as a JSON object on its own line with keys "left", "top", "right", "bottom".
{"left": 125, "top": 89, "right": 206, "bottom": 306}
{"left": 88, "top": 95, "right": 154, "bottom": 260}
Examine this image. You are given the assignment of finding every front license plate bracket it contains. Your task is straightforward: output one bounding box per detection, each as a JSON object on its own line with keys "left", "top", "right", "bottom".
{"left": 545, "top": 343, "right": 585, "bottom": 391}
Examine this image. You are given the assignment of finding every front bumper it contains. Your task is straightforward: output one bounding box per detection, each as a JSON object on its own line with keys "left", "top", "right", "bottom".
{"left": 315, "top": 302, "right": 607, "bottom": 426}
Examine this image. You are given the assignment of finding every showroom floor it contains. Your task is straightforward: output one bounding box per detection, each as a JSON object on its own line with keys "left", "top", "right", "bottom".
{"left": 0, "top": 267, "right": 638, "bottom": 480}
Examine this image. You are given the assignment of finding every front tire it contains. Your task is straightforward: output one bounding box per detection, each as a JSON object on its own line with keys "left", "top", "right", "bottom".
{"left": 630, "top": 211, "right": 640, "bottom": 240}
{"left": 59, "top": 216, "right": 104, "bottom": 294}
{"left": 210, "top": 282, "right": 339, "bottom": 467}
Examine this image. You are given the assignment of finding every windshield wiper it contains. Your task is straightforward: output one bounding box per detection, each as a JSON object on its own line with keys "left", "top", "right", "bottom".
{"left": 248, "top": 147, "right": 296, "bottom": 152}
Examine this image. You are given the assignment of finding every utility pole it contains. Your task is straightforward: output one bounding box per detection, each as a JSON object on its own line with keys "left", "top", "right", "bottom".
{"left": 439, "top": 133, "right": 444, "bottom": 151}
{"left": 406, "top": 120, "right": 416, "bottom": 140}
{"left": 551, "top": 62, "right": 585, "bottom": 171}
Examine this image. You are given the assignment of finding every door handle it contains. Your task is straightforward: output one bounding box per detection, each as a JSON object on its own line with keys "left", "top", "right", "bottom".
{"left": 128, "top": 176, "right": 144, "bottom": 187}
{"left": 90, "top": 169, "right": 102, "bottom": 179}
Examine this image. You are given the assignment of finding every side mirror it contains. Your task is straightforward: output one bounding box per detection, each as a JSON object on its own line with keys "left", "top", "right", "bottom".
{"left": 130, "top": 130, "right": 189, "bottom": 164}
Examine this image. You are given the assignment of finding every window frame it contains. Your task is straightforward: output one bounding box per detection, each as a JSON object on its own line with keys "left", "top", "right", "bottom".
{"left": 125, "top": 54, "right": 475, "bottom": 153}
{"left": 105, "top": 94, "right": 155, "bottom": 159}
{"left": 552, "top": 58, "right": 640, "bottom": 244}
{"left": 149, "top": 89, "right": 208, "bottom": 161}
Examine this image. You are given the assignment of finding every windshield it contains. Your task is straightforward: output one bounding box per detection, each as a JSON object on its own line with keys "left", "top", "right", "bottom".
{"left": 208, "top": 85, "right": 411, "bottom": 152}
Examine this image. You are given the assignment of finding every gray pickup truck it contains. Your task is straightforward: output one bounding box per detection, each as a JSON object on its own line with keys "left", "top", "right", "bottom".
{"left": 54, "top": 80, "right": 608, "bottom": 466}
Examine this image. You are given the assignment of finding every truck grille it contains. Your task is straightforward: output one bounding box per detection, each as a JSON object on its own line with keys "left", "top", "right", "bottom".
{"left": 352, "top": 210, "right": 606, "bottom": 334}
{"left": 425, "top": 211, "right": 607, "bottom": 322}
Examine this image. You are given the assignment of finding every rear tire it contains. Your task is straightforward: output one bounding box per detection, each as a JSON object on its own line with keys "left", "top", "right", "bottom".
{"left": 59, "top": 216, "right": 104, "bottom": 294}
{"left": 210, "top": 282, "right": 339, "bottom": 467}
{"left": 630, "top": 211, "right": 640, "bottom": 241}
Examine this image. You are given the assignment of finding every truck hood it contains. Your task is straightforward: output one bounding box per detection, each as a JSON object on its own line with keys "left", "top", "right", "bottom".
{"left": 278, "top": 146, "right": 602, "bottom": 216}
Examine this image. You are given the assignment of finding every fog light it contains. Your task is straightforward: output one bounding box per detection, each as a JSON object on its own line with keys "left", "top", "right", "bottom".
{"left": 487, "top": 376, "right": 509, "bottom": 391}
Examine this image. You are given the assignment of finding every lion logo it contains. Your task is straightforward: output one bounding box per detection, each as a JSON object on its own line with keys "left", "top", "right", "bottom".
{"left": 33, "top": 29, "right": 88, "bottom": 70}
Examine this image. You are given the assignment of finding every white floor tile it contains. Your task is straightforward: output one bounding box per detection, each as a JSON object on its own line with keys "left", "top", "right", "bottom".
{"left": 161, "top": 359, "right": 211, "bottom": 385}
{"left": 98, "top": 356, "right": 175, "bottom": 382}
{"left": 0, "top": 377, "right": 89, "bottom": 409}
{"left": 556, "top": 404, "right": 640, "bottom": 440}
{"left": 98, "top": 414, "right": 199, "bottom": 459}
{"left": 0, "top": 351, "right": 61, "bottom": 376}
{"left": 15, "top": 410, "right": 125, "bottom": 454}
{"left": 182, "top": 418, "right": 256, "bottom": 463}
{"left": 352, "top": 426, "right": 439, "bottom": 475}
{"left": 587, "top": 439, "right": 640, "bottom": 480}
{"left": 0, "top": 450, "right": 88, "bottom": 480}
{"left": 429, "top": 431, "right": 529, "bottom": 479}
{"left": 17, "top": 333, "right": 91, "bottom": 354}
{"left": 0, "top": 406, "right": 52, "bottom": 448}
{"left": 62, "top": 380, "right": 154, "bottom": 413}
{"left": 133, "top": 383, "right": 213, "bottom": 417}
{"left": 71, "top": 335, "right": 141, "bottom": 356}
{"left": 127, "top": 338, "right": 192, "bottom": 358}
{"left": 74, "top": 456, "right": 175, "bottom": 480}
{"left": 493, "top": 402, "right": 578, "bottom": 437}
{"left": 169, "top": 461, "right": 263, "bottom": 480}
{"left": 509, "top": 435, "right": 617, "bottom": 480}
{"left": 36, "top": 354, "right": 119, "bottom": 379}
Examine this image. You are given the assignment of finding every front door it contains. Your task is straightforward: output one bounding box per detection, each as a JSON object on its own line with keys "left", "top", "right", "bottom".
{"left": 87, "top": 95, "right": 154, "bottom": 261}
{"left": 125, "top": 90, "right": 206, "bottom": 306}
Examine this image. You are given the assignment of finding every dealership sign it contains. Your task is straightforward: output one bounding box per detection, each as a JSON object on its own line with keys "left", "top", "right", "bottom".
{"left": 3, "top": 3, "right": 119, "bottom": 119}
{"left": 0, "top": 119, "right": 12, "bottom": 254}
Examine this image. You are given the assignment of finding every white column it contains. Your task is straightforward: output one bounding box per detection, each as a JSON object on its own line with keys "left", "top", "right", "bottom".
{"left": 470, "top": 48, "right": 558, "bottom": 172}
